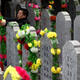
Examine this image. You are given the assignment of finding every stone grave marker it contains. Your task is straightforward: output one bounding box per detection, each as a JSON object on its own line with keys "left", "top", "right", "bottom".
{"left": 39, "top": 34, "right": 52, "bottom": 80}
{"left": 56, "top": 11, "right": 71, "bottom": 49}
{"left": 40, "top": 9, "right": 51, "bottom": 30}
{"left": 62, "top": 40, "right": 80, "bottom": 80}
{"left": 74, "top": 15, "right": 80, "bottom": 41}
{"left": 6, "top": 22, "right": 19, "bottom": 66}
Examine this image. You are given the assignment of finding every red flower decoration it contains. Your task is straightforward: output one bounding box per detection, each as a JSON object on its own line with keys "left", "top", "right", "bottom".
{"left": 18, "top": 50, "right": 22, "bottom": 55}
{"left": 24, "top": 43, "right": 29, "bottom": 50}
{"left": 15, "top": 66, "right": 31, "bottom": 80}
{"left": 3, "top": 35, "right": 6, "bottom": 42}
{"left": 0, "top": 35, "right": 2, "bottom": 42}
{"left": 50, "top": 16, "right": 56, "bottom": 21}
{"left": 61, "top": 4, "right": 67, "bottom": 8}
{"left": 0, "top": 61, "right": 4, "bottom": 71}
{"left": 36, "top": 29, "right": 41, "bottom": 35}
{"left": 26, "top": 62, "right": 33, "bottom": 67}
{"left": 17, "top": 38, "right": 25, "bottom": 44}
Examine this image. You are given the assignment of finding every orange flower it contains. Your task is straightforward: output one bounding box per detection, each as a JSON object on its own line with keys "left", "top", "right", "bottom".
{"left": 50, "top": 16, "right": 56, "bottom": 21}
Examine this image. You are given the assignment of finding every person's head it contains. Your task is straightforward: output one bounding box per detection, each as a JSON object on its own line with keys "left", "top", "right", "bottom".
{"left": 17, "top": 8, "right": 28, "bottom": 19}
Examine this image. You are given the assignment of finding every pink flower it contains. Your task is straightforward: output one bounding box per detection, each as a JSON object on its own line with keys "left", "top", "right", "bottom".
{"left": 33, "top": 4, "right": 39, "bottom": 8}
{"left": 28, "top": 3, "right": 31, "bottom": 7}
{"left": 34, "top": 16, "right": 40, "bottom": 21}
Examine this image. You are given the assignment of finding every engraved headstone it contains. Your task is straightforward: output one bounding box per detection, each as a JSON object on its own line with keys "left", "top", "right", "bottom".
{"left": 74, "top": 15, "right": 80, "bottom": 41}
{"left": 6, "top": 22, "right": 19, "bottom": 66}
{"left": 56, "top": 11, "right": 71, "bottom": 49}
{"left": 62, "top": 40, "right": 80, "bottom": 80}
{"left": 39, "top": 34, "right": 52, "bottom": 80}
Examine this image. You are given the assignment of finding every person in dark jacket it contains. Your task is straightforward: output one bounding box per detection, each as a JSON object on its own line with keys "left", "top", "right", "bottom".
{"left": 0, "top": 8, "right": 29, "bottom": 28}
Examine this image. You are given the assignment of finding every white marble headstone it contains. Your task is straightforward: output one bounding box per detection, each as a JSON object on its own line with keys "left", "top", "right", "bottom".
{"left": 74, "top": 15, "right": 80, "bottom": 41}
{"left": 62, "top": 40, "right": 80, "bottom": 80}
{"left": 6, "top": 22, "right": 19, "bottom": 66}
{"left": 56, "top": 11, "right": 71, "bottom": 49}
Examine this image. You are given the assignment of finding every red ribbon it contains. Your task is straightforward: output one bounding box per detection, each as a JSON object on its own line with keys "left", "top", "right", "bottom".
{"left": 0, "top": 54, "right": 7, "bottom": 59}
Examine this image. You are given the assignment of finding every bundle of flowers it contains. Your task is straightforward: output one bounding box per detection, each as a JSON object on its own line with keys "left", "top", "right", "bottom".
{"left": 3, "top": 65, "right": 31, "bottom": 80}
{"left": 16, "top": 24, "right": 41, "bottom": 80}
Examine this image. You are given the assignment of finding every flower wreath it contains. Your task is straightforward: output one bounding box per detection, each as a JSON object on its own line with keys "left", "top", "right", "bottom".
{"left": 40, "top": 28, "right": 62, "bottom": 80}
{"left": 0, "top": 16, "right": 7, "bottom": 70}
{"left": 3, "top": 65, "right": 31, "bottom": 80}
{"left": 16, "top": 24, "right": 41, "bottom": 80}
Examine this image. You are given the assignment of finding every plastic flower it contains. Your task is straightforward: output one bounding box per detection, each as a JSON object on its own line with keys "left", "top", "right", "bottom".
{"left": 24, "top": 43, "right": 29, "bottom": 50}
{"left": 56, "top": 48, "right": 61, "bottom": 55}
{"left": 3, "top": 66, "right": 21, "bottom": 80}
{"left": 28, "top": 43, "right": 32, "bottom": 47}
{"left": 17, "top": 43, "right": 21, "bottom": 50}
{"left": 51, "top": 66, "right": 57, "bottom": 74}
{"left": 44, "top": 28, "right": 48, "bottom": 33}
{"left": 34, "top": 40, "right": 38, "bottom": 47}
{"left": 48, "top": 5, "right": 52, "bottom": 9}
{"left": 30, "top": 47, "right": 38, "bottom": 53}
{"left": 56, "top": 67, "right": 61, "bottom": 73}
{"left": 16, "top": 33, "right": 20, "bottom": 39}
{"left": 40, "top": 30, "right": 45, "bottom": 36}
{"left": 36, "top": 58, "right": 41, "bottom": 66}
{"left": 50, "top": 48, "right": 55, "bottom": 55}
{"left": 18, "top": 30, "right": 25, "bottom": 38}
{"left": 47, "top": 32, "right": 57, "bottom": 38}
{"left": 37, "top": 40, "right": 40, "bottom": 47}
{"left": 34, "top": 16, "right": 40, "bottom": 21}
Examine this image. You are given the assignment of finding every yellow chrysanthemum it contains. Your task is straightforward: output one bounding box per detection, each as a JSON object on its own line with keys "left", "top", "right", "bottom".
{"left": 36, "top": 58, "right": 41, "bottom": 66}
{"left": 28, "top": 43, "right": 32, "bottom": 47}
{"left": 56, "top": 49, "right": 61, "bottom": 55}
{"left": 34, "top": 40, "right": 38, "bottom": 47}
{"left": 17, "top": 43, "right": 21, "bottom": 50}
{"left": 16, "top": 33, "right": 20, "bottom": 39}
{"left": 50, "top": 48, "right": 55, "bottom": 55}
{"left": 48, "top": 5, "right": 52, "bottom": 9}
{"left": 49, "top": 1, "right": 54, "bottom": 4}
{"left": 47, "top": 32, "right": 57, "bottom": 38}
{"left": 37, "top": 40, "right": 41, "bottom": 47}
{"left": 44, "top": 28, "right": 48, "bottom": 33}
{"left": 26, "top": 26, "right": 30, "bottom": 29}
{"left": 40, "top": 30, "right": 45, "bottom": 36}
{"left": 51, "top": 66, "right": 57, "bottom": 73}
{"left": 56, "top": 67, "right": 61, "bottom": 73}
{"left": 3, "top": 66, "right": 21, "bottom": 80}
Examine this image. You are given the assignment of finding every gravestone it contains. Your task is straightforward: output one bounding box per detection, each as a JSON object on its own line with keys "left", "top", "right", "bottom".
{"left": 26, "top": 0, "right": 35, "bottom": 27}
{"left": 56, "top": 11, "right": 71, "bottom": 49}
{"left": 39, "top": 34, "right": 52, "bottom": 80}
{"left": 6, "top": 22, "right": 19, "bottom": 66}
{"left": 74, "top": 15, "right": 80, "bottom": 41}
{"left": 40, "top": 9, "right": 51, "bottom": 30}
{"left": 62, "top": 40, "right": 80, "bottom": 80}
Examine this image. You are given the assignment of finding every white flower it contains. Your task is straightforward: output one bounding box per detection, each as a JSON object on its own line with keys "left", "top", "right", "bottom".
{"left": 18, "top": 30, "right": 25, "bottom": 38}
{"left": 29, "top": 26, "right": 37, "bottom": 37}
{"left": 31, "top": 69, "right": 38, "bottom": 73}
{"left": 30, "top": 47, "right": 38, "bottom": 53}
